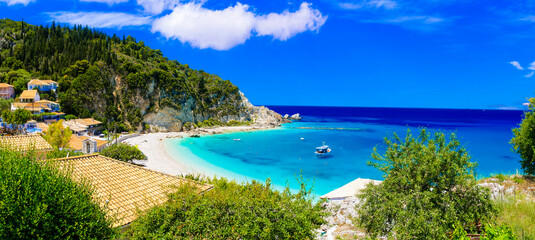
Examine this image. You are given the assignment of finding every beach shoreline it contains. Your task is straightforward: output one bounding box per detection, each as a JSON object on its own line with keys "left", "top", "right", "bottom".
{"left": 123, "top": 125, "right": 280, "bottom": 177}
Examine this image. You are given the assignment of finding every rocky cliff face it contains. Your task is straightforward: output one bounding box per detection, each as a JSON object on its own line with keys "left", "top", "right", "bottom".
{"left": 142, "top": 91, "right": 289, "bottom": 132}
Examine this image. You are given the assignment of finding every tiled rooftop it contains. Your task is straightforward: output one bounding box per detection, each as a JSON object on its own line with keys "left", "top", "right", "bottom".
{"left": 0, "top": 134, "right": 53, "bottom": 152}
{"left": 20, "top": 89, "right": 38, "bottom": 99}
{"left": 28, "top": 79, "right": 57, "bottom": 86}
{"left": 48, "top": 154, "right": 213, "bottom": 227}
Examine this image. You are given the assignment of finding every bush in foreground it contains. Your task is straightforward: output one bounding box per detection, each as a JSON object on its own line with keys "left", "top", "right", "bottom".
{"left": 511, "top": 98, "right": 535, "bottom": 175}
{"left": 126, "top": 177, "right": 327, "bottom": 239}
{"left": 357, "top": 129, "right": 495, "bottom": 239}
{"left": 494, "top": 194, "right": 535, "bottom": 239}
{"left": 0, "top": 148, "right": 115, "bottom": 239}
{"left": 100, "top": 142, "right": 147, "bottom": 162}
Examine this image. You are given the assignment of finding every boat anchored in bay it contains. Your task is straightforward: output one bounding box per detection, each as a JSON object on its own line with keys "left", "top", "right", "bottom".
{"left": 315, "top": 142, "right": 331, "bottom": 157}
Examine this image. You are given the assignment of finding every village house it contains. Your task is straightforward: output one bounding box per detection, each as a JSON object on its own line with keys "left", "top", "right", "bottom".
{"left": 11, "top": 91, "right": 62, "bottom": 116}
{"left": 18, "top": 89, "right": 39, "bottom": 103}
{"left": 69, "top": 135, "right": 108, "bottom": 153}
{"left": 47, "top": 154, "right": 213, "bottom": 227}
{"left": 27, "top": 79, "right": 58, "bottom": 92}
{"left": 0, "top": 83, "right": 15, "bottom": 99}
{"left": 64, "top": 118, "right": 103, "bottom": 136}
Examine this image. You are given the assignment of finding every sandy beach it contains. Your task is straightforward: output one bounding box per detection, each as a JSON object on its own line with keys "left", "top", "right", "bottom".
{"left": 123, "top": 125, "right": 277, "bottom": 176}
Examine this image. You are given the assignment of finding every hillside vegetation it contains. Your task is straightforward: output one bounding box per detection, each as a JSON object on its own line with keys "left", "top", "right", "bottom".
{"left": 0, "top": 19, "right": 261, "bottom": 132}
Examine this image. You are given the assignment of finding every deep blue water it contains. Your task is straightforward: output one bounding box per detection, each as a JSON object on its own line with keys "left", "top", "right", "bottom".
{"left": 171, "top": 106, "right": 524, "bottom": 196}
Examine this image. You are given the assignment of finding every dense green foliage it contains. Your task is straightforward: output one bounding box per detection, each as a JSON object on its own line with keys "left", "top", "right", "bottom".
{"left": 451, "top": 224, "right": 517, "bottom": 240}
{"left": 0, "top": 19, "right": 245, "bottom": 131}
{"left": 0, "top": 98, "right": 13, "bottom": 113}
{"left": 100, "top": 142, "right": 147, "bottom": 162}
{"left": 1, "top": 108, "right": 31, "bottom": 134}
{"left": 45, "top": 148, "right": 83, "bottom": 159}
{"left": 357, "top": 129, "right": 495, "bottom": 239}
{"left": 194, "top": 117, "right": 252, "bottom": 128}
{"left": 511, "top": 98, "right": 535, "bottom": 175}
{"left": 0, "top": 148, "right": 115, "bottom": 239}
{"left": 126, "top": 177, "right": 327, "bottom": 239}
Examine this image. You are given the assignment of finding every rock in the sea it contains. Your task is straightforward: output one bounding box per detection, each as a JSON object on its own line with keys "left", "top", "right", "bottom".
{"left": 283, "top": 114, "right": 289, "bottom": 119}
{"left": 289, "top": 113, "right": 302, "bottom": 120}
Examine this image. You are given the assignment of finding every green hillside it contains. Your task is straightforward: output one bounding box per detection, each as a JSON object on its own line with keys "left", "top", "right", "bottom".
{"left": 0, "top": 18, "right": 247, "bottom": 132}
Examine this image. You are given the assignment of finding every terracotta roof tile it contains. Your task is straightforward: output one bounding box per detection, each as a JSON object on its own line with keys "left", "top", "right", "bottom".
{"left": 20, "top": 90, "right": 38, "bottom": 99}
{"left": 48, "top": 154, "right": 213, "bottom": 227}
{"left": 0, "top": 134, "right": 53, "bottom": 152}
{"left": 28, "top": 79, "right": 57, "bottom": 86}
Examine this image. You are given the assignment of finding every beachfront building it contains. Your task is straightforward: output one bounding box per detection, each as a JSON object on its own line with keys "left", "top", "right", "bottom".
{"left": 27, "top": 79, "right": 58, "bottom": 92}
{"left": 46, "top": 154, "right": 213, "bottom": 227}
{"left": 64, "top": 118, "right": 103, "bottom": 136}
{"left": 0, "top": 134, "right": 53, "bottom": 154}
{"left": 0, "top": 83, "right": 15, "bottom": 99}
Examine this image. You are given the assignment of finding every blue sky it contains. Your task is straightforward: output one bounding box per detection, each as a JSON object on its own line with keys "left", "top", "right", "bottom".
{"left": 1, "top": 0, "right": 534, "bottom": 109}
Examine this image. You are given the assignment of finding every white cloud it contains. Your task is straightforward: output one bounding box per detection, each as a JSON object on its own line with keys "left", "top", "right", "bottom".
{"left": 528, "top": 61, "right": 535, "bottom": 71}
{"left": 152, "top": 2, "right": 255, "bottom": 50}
{"left": 520, "top": 16, "right": 535, "bottom": 22}
{"left": 339, "top": 0, "right": 397, "bottom": 10}
{"left": 137, "top": 0, "right": 180, "bottom": 15}
{"left": 526, "top": 71, "right": 534, "bottom": 78}
{"left": 0, "top": 0, "right": 34, "bottom": 6}
{"left": 152, "top": 2, "right": 327, "bottom": 50}
{"left": 509, "top": 61, "right": 524, "bottom": 70}
{"left": 79, "top": 0, "right": 129, "bottom": 5}
{"left": 255, "top": 2, "right": 327, "bottom": 41}
{"left": 385, "top": 16, "right": 443, "bottom": 24}
{"left": 48, "top": 12, "right": 152, "bottom": 29}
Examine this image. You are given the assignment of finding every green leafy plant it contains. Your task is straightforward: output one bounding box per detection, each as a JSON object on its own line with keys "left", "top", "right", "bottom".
{"left": 357, "top": 129, "right": 495, "bottom": 239}
{"left": 481, "top": 224, "right": 517, "bottom": 240}
{"left": 0, "top": 148, "right": 115, "bottom": 239}
{"left": 511, "top": 98, "right": 535, "bottom": 175}
{"left": 100, "top": 142, "right": 147, "bottom": 162}
{"left": 492, "top": 173, "right": 507, "bottom": 182}
{"left": 126, "top": 177, "right": 327, "bottom": 239}
{"left": 43, "top": 120, "right": 72, "bottom": 149}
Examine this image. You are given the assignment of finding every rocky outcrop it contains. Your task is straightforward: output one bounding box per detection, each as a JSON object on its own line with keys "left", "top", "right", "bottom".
{"left": 143, "top": 91, "right": 289, "bottom": 132}
{"left": 284, "top": 113, "right": 302, "bottom": 120}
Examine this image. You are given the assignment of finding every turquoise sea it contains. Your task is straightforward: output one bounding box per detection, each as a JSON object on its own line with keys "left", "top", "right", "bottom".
{"left": 165, "top": 106, "right": 524, "bottom": 196}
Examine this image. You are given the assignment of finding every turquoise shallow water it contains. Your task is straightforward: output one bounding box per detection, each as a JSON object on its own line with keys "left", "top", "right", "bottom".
{"left": 166, "top": 106, "right": 523, "bottom": 196}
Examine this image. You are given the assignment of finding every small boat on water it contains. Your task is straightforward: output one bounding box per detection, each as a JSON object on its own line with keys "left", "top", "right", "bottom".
{"left": 233, "top": 138, "right": 241, "bottom": 141}
{"left": 315, "top": 142, "right": 331, "bottom": 157}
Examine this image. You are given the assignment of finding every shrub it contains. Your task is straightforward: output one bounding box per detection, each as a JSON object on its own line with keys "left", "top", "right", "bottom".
{"left": 100, "top": 142, "right": 147, "bottom": 162}
{"left": 357, "top": 129, "right": 495, "bottom": 239}
{"left": 43, "top": 120, "right": 72, "bottom": 149}
{"left": 495, "top": 194, "right": 535, "bottom": 239}
{"left": 511, "top": 98, "right": 535, "bottom": 175}
{"left": 450, "top": 224, "right": 517, "bottom": 240}
{"left": 45, "top": 148, "right": 83, "bottom": 159}
{"left": 492, "top": 173, "right": 507, "bottom": 182}
{"left": 64, "top": 114, "right": 77, "bottom": 120}
{"left": 0, "top": 148, "right": 115, "bottom": 239}
{"left": 126, "top": 177, "right": 327, "bottom": 239}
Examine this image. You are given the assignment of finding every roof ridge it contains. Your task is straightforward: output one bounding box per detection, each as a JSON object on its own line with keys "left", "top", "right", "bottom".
{"left": 47, "top": 153, "right": 213, "bottom": 190}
